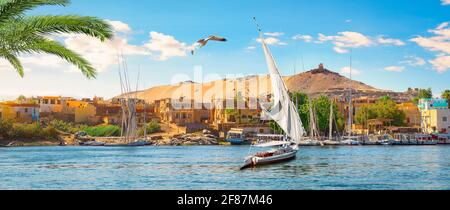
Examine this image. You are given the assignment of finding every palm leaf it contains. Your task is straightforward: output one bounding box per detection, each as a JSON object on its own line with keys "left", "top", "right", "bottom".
{"left": 25, "top": 38, "right": 97, "bottom": 79}
{"left": 1, "top": 52, "right": 24, "bottom": 77}
{"left": 0, "top": 0, "right": 69, "bottom": 24}
{"left": 21, "top": 15, "right": 113, "bottom": 41}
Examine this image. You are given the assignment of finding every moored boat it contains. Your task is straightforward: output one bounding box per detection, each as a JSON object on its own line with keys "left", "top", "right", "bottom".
{"left": 340, "top": 137, "right": 361, "bottom": 145}
{"left": 80, "top": 141, "right": 105, "bottom": 146}
{"left": 323, "top": 140, "right": 341, "bottom": 146}
{"left": 226, "top": 128, "right": 253, "bottom": 145}
{"left": 298, "top": 139, "right": 322, "bottom": 146}
{"left": 241, "top": 142, "right": 298, "bottom": 170}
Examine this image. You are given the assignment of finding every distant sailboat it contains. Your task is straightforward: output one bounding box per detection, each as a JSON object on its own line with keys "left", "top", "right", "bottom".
{"left": 299, "top": 100, "right": 322, "bottom": 146}
{"left": 106, "top": 56, "right": 149, "bottom": 147}
{"left": 341, "top": 52, "right": 361, "bottom": 146}
{"left": 323, "top": 102, "right": 341, "bottom": 146}
{"left": 241, "top": 18, "right": 305, "bottom": 169}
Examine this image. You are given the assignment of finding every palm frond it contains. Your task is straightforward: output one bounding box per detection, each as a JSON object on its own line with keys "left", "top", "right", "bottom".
{"left": 25, "top": 38, "right": 97, "bottom": 79}
{"left": 21, "top": 15, "right": 113, "bottom": 41}
{"left": 2, "top": 52, "right": 24, "bottom": 77}
{"left": 0, "top": 0, "right": 69, "bottom": 24}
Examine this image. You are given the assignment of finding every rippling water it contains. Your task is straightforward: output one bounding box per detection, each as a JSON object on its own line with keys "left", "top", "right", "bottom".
{"left": 1, "top": 146, "right": 449, "bottom": 190}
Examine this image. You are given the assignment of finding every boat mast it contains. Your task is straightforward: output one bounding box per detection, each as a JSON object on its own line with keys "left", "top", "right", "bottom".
{"left": 348, "top": 51, "right": 353, "bottom": 137}
{"left": 329, "top": 102, "right": 333, "bottom": 140}
{"left": 309, "top": 100, "right": 315, "bottom": 140}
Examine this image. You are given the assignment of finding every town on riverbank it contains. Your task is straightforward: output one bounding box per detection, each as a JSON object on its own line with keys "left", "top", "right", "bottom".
{"left": 1, "top": 64, "right": 450, "bottom": 147}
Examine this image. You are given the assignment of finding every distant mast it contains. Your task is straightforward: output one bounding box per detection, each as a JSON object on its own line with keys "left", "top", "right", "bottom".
{"left": 348, "top": 51, "right": 353, "bottom": 137}
{"left": 329, "top": 102, "right": 333, "bottom": 140}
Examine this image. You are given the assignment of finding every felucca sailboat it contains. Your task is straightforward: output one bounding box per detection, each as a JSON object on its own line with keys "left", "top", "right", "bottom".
{"left": 240, "top": 18, "right": 306, "bottom": 169}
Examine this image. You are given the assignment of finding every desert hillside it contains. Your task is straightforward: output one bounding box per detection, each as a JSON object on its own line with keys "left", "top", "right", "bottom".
{"left": 117, "top": 64, "right": 415, "bottom": 103}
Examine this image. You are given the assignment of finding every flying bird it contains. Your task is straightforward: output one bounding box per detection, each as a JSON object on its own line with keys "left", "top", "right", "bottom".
{"left": 190, "top": 35, "right": 227, "bottom": 55}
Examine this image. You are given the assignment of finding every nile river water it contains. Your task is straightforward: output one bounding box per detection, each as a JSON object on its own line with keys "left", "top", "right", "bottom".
{"left": 0, "top": 146, "right": 449, "bottom": 190}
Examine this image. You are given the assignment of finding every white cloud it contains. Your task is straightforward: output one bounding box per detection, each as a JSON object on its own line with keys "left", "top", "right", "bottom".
{"left": 333, "top": 46, "right": 349, "bottom": 54}
{"left": 106, "top": 20, "right": 132, "bottom": 34}
{"left": 264, "top": 32, "right": 284, "bottom": 37}
{"left": 410, "top": 22, "right": 450, "bottom": 54}
{"left": 316, "top": 31, "right": 373, "bottom": 53}
{"left": 245, "top": 46, "right": 256, "bottom": 51}
{"left": 377, "top": 36, "right": 406, "bottom": 46}
{"left": 340, "top": 66, "right": 361, "bottom": 75}
{"left": 437, "top": 22, "right": 449, "bottom": 30}
{"left": 410, "top": 22, "right": 450, "bottom": 73}
{"left": 0, "top": 20, "right": 192, "bottom": 75}
{"left": 345, "top": 19, "right": 352, "bottom": 23}
{"left": 256, "top": 37, "right": 287, "bottom": 46}
{"left": 429, "top": 55, "right": 450, "bottom": 73}
{"left": 401, "top": 56, "right": 426, "bottom": 67}
{"left": 442, "top": 0, "right": 450, "bottom": 5}
{"left": 384, "top": 66, "right": 405, "bottom": 72}
{"left": 292, "top": 34, "right": 313, "bottom": 42}
{"left": 61, "top": 33, "right": 149, "bottom": 72}
{"left": 144, "top": 31, "right": 189, "bottom": 61}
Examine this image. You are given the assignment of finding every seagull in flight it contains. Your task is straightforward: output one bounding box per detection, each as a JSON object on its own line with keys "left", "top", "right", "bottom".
{"left": 190, "top": 35, "right": 227, "bottom": 55}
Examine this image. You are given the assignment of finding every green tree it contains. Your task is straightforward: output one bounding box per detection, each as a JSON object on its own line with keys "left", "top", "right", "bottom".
{"left": 355, "top": 96, "right": 406, "bottom": 127}
{"left": 269, "top": 93, "right": 344, "bottom": 135}
{"left": 442, "top": 90, "right": 450, "bottom": 108}
{"left": 138, "top": 120, "right": 162, "bottom": 136}
{"left": 413, "top": 88, "right": 433, "bottom": 104}
{"left": 0, "top": 0, "right": 113, "bottom": 78}
{"left": 0, "top": 119, "right": 13, "bottom": 138}
{"left": 16, "top": 95, "right": 26, "bottom": 103}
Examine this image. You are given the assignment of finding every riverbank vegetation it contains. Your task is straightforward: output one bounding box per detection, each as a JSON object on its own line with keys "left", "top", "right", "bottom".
{"left": 0, "top": 120, "right": 58, "bottom": 140}
{"left": 138, "top": 120, "right": 162, "bottom": 136}
{"left": 270, "top": 92, "right": 345, "bottom": 135}
{"left": 355, "top": 96, "right": 406, "bottom": 126}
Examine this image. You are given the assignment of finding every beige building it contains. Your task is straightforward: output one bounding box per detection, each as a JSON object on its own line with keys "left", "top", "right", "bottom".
{"left": 74, "top": 103, "right": 97, "bottom": 124}
{"left": 419, "top": 99, "right": 450, "bottom": 134}
{"left": 155, "top": 98, "right": 211, "bottom": 125}
{"left": 397, "top": 102, "right": 421, "bottom": 127}
{"left": 210, "top": 98, "right": 262, "bottom": 126}
{"left": 0, "top": 102, "right": 40, "bottom": 123}
{"left": 421, "top": 109, "right": 450, "bottom": 134}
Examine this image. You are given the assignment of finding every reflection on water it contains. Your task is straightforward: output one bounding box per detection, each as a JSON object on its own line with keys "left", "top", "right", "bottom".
{"left": 0, "top": 146, "right": 450, "bottom": 190}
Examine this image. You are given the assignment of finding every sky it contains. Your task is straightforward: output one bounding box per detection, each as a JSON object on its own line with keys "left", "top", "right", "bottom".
{"left": 0, "top": 0, "right": 449, "bottom": 100}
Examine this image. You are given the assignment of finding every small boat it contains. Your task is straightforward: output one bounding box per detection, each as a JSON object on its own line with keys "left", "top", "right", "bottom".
{"left": 378, "top": 140, "right": 393, "bottom": 145}
{"left": 241, "top": 141, "right": 298, "bottom": 170}
{"left": 340, "top": 138, "right": 361, "bottom": 145}
{"left": 80, "top": 141, "right": 105, "bottom": 146}
{"left": 226, "top": 128, "right": 252, "bottom": 145}
{"left": 105, "top": 140, "right": 150, "bottom": 147}
{"left": 127, "top": 140, "right": 151, "bottom": 146}
{"left": 436, "top": 134, "right": 450, "bottom": 144}
{"left": 392, "top": 134, "right": 438, "bottom": 145}
{"left": 298, "top": 139, "right": 322, "bottom": 146}
{"left": 227, "top": 138, "right": 252, "bottom": 145}
{"left": 323, "top": 140, "right": 341, "bottom": 146}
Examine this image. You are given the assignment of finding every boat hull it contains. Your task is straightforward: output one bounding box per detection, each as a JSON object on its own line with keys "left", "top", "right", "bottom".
{"left": 323, "top": 140, "right": 341, "bottom": 146}
{"left": 226, "top": 138, "right": 252, "bottom": 145}
{"left": 240, "top": 148, "right": 298, "bottom": 170}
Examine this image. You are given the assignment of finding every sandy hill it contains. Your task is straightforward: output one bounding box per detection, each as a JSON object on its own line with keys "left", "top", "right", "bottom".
{"left": 117, "top": 64, "right": 414, "bottom": 103}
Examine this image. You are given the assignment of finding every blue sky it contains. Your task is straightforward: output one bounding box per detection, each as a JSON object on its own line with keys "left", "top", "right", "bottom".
{"left": 0, "top": 0, "right": 449, "bottom": 100}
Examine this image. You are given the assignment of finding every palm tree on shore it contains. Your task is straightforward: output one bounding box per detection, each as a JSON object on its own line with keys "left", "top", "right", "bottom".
{"left": 0, "top": 0, "right": 113, "bottom": 79}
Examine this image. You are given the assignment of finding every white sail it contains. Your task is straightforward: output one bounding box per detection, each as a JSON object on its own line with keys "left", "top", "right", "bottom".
{"left": 259, "top": 34, "right": 305, "bottom": 143}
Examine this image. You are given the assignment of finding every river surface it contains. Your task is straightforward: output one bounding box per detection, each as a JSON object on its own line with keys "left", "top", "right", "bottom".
{"left": 0, "top": 146, "right": 449, "bottom": 190}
